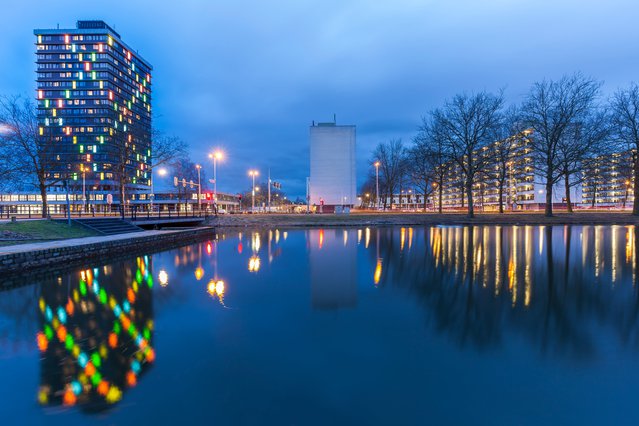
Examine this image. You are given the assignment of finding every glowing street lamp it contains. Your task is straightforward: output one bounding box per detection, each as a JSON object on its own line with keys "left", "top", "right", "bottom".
{"left": 248, "top": 170, "right": 259, "bottom": 212}
{"left": 151, "top": 167, "right": 167, "bottom": 212}
{"left": 208, "top": 150, "right": 224, "bottom": 207}
{"left": 195, "top": 164, "right": 202, "bottom": 212}
{"left": 374, "top": 161, "right": 380, "bottom": 210}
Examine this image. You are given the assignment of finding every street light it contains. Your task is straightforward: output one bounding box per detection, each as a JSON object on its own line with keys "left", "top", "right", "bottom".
{"left": 208, "top": 150, "right": 224, "bottom": 208}
{"left": 248, "top": 170, "right": 259, "bottom": 212}
{"left": 374, "top": 161, "right": 380, "bottom": 210}
{"left": 150, "top": 167, "right": 167, "bottom": 212}
{"left": 195, "top": 164, "right": 202, "bottom": 212}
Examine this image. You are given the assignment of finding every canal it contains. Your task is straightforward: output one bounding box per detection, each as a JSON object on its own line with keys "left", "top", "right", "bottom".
{"left": 1, "top": 225, "right": 639, "bottom": 425}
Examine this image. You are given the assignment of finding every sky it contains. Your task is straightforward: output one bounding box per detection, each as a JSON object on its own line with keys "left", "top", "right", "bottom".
{"left": 1, "top": 0, "right": 639, "bottom": 197}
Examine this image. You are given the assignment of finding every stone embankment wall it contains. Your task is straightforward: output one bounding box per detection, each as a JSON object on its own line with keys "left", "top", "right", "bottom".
{"left": 0, "top": 228, "right": 216, "bottom": 279}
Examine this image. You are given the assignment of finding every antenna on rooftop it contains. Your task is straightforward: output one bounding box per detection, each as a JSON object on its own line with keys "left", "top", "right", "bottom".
{"left": 333, "top": 113, "right": 336, "bottom": 124}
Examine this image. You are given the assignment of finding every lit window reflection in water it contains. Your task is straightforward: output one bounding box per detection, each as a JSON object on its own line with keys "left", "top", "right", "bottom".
{"left": 36, "top": 256, "right": 154, "bottom": 409}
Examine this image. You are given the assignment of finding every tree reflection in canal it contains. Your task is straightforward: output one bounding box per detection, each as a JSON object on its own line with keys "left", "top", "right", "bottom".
{"left": 367, "top": 225, "right": 639, "bottom": 358}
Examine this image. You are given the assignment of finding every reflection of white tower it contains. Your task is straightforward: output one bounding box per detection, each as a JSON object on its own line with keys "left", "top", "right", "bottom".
{"left": 309, "top": 119, "right": 356, "bottom": 209}
{"left": 309, "top": 229, "right": 357, "bottom": 310}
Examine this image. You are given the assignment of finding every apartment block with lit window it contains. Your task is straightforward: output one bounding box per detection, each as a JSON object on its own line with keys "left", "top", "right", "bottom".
{"left": 582, "top": 150, "right": 635, "bottom": 207}
{"left": 34, "top": 20, "right": 152, "bottom": 208}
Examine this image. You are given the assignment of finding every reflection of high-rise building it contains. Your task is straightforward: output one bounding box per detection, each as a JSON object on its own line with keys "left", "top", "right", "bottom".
{"left": 36, "top": 256, "right": 155, "bottom": 410}
{"left": 34, "top": 20, "right": 152, "bottom": 205}
{"left": 309, "top": 120, "right": 356, "bottom": 211}
{"left": 309, "top": 229, "right": 357, "bottom": 310}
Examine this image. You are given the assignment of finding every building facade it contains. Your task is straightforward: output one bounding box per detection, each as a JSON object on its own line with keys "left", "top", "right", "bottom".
{"left": 34, "top": 20, "right": 152, "bottom": 206}
{"left": 309, "top": 120, "right": 356, "bottom": 209}
{"left": 582, "top": 150, "right": 635, "bottom": 207}
{"left": 368, "top": 130, "right": 588, "bottom": 211}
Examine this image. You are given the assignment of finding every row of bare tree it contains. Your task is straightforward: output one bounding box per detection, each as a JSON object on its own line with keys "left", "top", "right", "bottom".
{"left": 366, "top": 73, "right": 639, "bottom": 217}
{"left": 0, "top": 95, "right": 194, "bottom": 217}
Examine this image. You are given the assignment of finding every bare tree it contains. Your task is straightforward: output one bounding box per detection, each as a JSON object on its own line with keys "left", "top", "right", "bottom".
{"left": 151, "top": 130, "right": 188, "bottom": 169}
{"left": 491, "top": 107, "right": 525, "bottom": 213}
{"left": 372, "top": 139, "right": 406, "bottom": 210}
{"left": 0, "top": 95, "right": 61, "bottom": 218}
{"left": 521, "top": 73, "right": 601, "bottom": 216}
{"left": 556, "top": 113, "right": 609, "bottom": 212}
{"left": 170, "top": 157, "right": 207, "bottom": 211}
{"left": 611, "top": 83, "right": 639, "bottom": 215}
{"left": 414, "top": 116, "right": 450, "bottom": 213}
{"left": 431, "top": 91, "right": 504, "bottom": 218}
{"left": 406, "top": 139, "right": 436, "bottom": 211}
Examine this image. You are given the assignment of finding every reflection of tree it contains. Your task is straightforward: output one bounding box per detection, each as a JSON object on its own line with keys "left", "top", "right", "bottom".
{"left": 370, "top": 225, "right": 639, "bottom": 359}
{"left": 0, "top": 284, "right": 39, "bottom": 351}
{"left": 36, "top": 256, "right": 155, "bottom": 411}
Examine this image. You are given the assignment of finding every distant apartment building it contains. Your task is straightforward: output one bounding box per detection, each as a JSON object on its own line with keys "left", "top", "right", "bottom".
{"left": 582, "top": 150, "right": 635, "bottom": 207}
{"left": 309, "top": 119, "right": 356, "bottom": 211}
{"left": 374, "top": 130, "right": 583, "bottom": 211}
{"left": 34, "top": 20, "right": 152, "bottom": 210}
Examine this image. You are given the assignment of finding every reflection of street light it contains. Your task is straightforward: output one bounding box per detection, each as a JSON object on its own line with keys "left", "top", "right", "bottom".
{"left": 207, "top": 279, "right": 226, "bottom": 304}
{"left": 248, "top": 255, "right": 261, "bottom": 272}
{"left": 158, "top": 270, "right": 169, "bottom": 287}
{"left": 248, "top": 170, "right": 259, "bottom": 212}
{"left": 195, "top": 266, "right": 204, "bottom": 280}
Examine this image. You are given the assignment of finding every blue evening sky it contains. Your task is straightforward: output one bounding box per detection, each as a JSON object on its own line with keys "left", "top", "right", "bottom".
{"left": 1, "top": 0, "right": 638, "bottom": 197}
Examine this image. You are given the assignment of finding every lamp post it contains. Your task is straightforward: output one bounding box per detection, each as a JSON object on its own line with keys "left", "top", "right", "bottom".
{"left": 209, "top": 150, "right": 224, "bottom": 208}
{"left": 196, "top": 164, "right": 202, "bottom": 213}
{"left": 81, "top": 164, "right": 86, "bottom": 214}
{"left": 374, "top": 161, "right": 380, "bottom": 210}
{"left": 151, "top": 167, "right": 167, "bottom": 213}
{"left": 249, "top": 170, "right": 259, "bottom": 212}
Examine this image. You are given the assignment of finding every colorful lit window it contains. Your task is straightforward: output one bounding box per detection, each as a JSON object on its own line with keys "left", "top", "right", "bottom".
{"left": 64, "top": 34, "right": 70, "bottom": 44}
{"left": 38, "top": 90, "right": 43, "bottom": 99}
{"left": 57, "top": 99, "right": 63, "bottom": 108}
{"left": 72, "top": 81, "right": 77, "bottom": 89}
{"left": 65, "top": 90, "right": 70, "bottom": 99}
{"left": 44, "top": 99, "right": 50, "bottom": 108}
{"left": 39, "top": 127, "right": 43, "bottom": 136}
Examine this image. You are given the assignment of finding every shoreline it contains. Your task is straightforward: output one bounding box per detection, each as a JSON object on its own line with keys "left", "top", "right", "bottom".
{"left": 206, "top": 212, "right": 639, "bottom": 228}
{"left": 0, "top": 227, "right": 216, "bottom": 286}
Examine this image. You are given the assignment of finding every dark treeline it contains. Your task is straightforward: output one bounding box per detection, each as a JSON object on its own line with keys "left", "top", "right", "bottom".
{"left": 366, "top": 73, "right": 639, "bottom": 217}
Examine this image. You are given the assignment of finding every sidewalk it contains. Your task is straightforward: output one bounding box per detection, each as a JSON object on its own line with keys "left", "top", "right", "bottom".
{"left": 0, "top": 229, "right": 176, "bottom": 256}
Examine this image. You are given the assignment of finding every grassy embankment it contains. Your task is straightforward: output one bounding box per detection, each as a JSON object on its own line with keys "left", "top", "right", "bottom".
{"left": 0, "top": 220, "right": 98, "bottom": 246}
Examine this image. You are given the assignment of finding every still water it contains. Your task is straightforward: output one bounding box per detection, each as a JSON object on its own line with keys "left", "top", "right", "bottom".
{"left": 1, "top": 225, "right": 639, "bottom": 425}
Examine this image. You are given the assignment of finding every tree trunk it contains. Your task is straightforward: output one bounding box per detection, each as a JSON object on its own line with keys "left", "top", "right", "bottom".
{"left": 466, "top": 180, "right": 474, "bottom": 218}
{"left": 498, "top": 183, "right": 504, "bottom": 214}
{"left": 545, "top": 177, "right": 553, "bottom": 217}
{"left": 591, "top": 183, "right": 596, "bottom": 208}
{"left": 39, "top": 180, "right": 48, "bottom": 219}
{"left": 438, "top": 182, "right": 443, "bottom": 214}
{"left": 564, "top": 174, "right": 573, "bottom": 213}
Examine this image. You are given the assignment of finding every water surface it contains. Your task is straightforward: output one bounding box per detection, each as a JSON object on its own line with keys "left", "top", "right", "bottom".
{"left": 1, "top": 225, "right": 639, "bottom": 425}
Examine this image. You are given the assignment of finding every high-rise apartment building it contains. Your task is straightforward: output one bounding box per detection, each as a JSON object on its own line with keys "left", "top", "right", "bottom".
{"left": 34, "top": 20, "right": 152, "bottom": 205}
{"left": 309, "top": 120, "right": 356, "bottom": 210}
